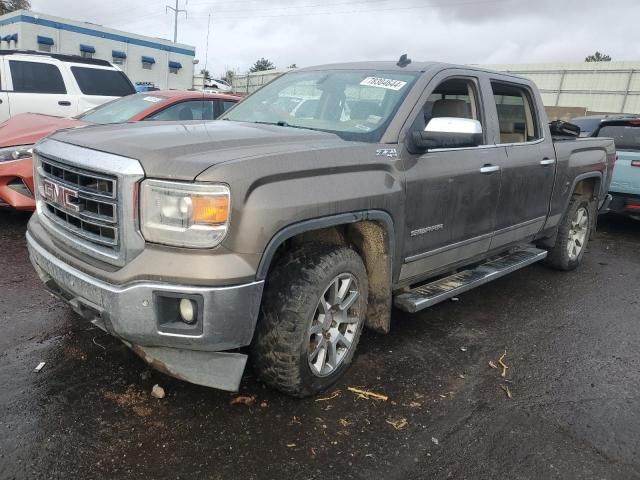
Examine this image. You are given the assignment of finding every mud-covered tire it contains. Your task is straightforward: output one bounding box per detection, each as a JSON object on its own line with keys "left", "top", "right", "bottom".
{"left": 545, "top": 194, "right": 594, "bottom": 271}
{"left": 251, "top": 243, "right": 369, "bottom": 397}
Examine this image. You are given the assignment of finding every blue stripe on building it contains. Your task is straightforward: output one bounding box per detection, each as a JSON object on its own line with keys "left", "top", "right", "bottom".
{"left": 0, "top": 14, "right": 195, "bottom": 56}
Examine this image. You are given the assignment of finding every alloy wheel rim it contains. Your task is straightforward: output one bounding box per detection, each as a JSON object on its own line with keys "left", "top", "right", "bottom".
{"left": 567, "top": 206, "right": 589, "bottom": 261}
{"left": 308, "top": 273, "right": 362, "bottom": 377}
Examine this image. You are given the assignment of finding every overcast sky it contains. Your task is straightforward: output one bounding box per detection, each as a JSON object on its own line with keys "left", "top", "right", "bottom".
{"left": 30, "top": 0, "right": 640, "bottom": 76}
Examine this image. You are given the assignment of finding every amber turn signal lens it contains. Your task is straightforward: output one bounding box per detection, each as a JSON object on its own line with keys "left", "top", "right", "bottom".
{"left": 191, "top": 195, "right": 229, "bottom": 224}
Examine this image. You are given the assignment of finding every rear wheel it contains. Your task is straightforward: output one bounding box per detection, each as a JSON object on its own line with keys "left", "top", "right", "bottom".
{"left": 252, "top": 243, "right": 368, "bottom": 397}
{"left": 545, "top": 194, "right": 593, "bottom": 271}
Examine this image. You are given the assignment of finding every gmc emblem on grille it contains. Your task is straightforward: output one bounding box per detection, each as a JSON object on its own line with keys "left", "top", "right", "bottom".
{"left": 42, "top": 179, "right": 80, "bottom": 212}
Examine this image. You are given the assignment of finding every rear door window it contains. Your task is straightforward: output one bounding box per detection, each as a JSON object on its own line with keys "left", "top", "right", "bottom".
{"left": 146, "top": 100, "right": 216, "bottom": 121}
{"left": 491, "top": 82, "right": 541, "bottom": 144}
{"left": 221, "top": 100, "right": 237, "bottom": 114}
{"left": 71, "top": 67, "right": 135, "bottom": 96}
{"left": 9, "top": 60, "right": 66, "bottom": 94}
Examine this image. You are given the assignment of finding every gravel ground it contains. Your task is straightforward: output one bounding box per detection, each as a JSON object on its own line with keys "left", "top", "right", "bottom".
{"left": 1, "top": 210, "right": 639, "bottom": 480}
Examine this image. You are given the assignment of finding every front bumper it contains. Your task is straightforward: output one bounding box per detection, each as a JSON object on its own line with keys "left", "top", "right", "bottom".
{"left": 27, "top": 231, "right": 264, "bottom": 391}
{"left": 608, "top": 192, "right": 640, "bottom": 215}
{"left": 0, "top": 157, "right": 35, "bottom": 211}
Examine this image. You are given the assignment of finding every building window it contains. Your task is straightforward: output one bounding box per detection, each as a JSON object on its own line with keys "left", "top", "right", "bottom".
{"left": 112, "top": 50, "right": 127, "bottom": 65}
{"left": 168, "top": 61, "right": 182, "bottom": 75}
{"left": 37, "top": 35, "right": 53, "bottom": 52}
{"left": 80, "top": 44, "right": 96, "bottom": 59}
{"left": 142, "top": 56, "right": 156, "bottom": 70}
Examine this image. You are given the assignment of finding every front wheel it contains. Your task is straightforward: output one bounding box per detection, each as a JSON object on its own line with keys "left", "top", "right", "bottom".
{"left": 545, "top": 195, "right": 594, "bottom": 271}
{"left": 252, "top": 243, "right": 369, "bottom": 397}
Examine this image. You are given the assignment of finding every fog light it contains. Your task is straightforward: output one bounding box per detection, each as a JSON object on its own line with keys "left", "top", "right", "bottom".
{"left": 179, "top": 298, "right": 196, "bottom": 324}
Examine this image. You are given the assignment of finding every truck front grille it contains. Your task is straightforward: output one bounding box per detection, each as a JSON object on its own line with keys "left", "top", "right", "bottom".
{"left": 38, "top": 156, "right": 120, "bottom": 249}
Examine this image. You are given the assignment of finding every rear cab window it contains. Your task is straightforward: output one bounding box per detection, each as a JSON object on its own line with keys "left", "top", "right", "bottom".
{"left": 491, "top": 82, "right": 541, "bottom": 144}
{"left": 9, "top": 60, "right": 66, "bottom": 94}
{"left": 70, "top": 66, "right": 135, "bottom": 96}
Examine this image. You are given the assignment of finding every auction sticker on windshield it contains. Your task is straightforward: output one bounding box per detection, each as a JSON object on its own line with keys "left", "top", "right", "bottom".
{"left": 360, "top": 77, "right": 408, "bottom": 91}
{"left": 144, "top": 96, "right": 163, "bottom": 103}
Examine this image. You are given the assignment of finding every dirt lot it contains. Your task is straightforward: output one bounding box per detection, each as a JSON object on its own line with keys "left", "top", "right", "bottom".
{"left": 1, "top": 211, "right": 639, "bottom": 480}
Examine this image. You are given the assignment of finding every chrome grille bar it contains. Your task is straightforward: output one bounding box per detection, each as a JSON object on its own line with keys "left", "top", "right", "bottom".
{"left": 38, "top": 155, "right": 120, "bottom": 250}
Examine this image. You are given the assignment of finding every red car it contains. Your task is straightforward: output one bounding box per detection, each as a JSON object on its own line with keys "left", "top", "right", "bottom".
{"left": 0, "top": 90, "right": 241, "bottom": 211}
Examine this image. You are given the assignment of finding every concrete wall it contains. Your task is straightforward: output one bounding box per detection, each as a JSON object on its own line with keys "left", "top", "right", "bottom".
{"left": 0, "top": 10, "right": 196, "bottom": 90}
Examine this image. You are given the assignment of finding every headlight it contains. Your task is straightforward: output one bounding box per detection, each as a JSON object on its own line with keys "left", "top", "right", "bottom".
{"left": 0, "top": 145, "right": 34, "bottom": 162}
{"left": 140, "top": 180, "right": 230, "bottom": 248}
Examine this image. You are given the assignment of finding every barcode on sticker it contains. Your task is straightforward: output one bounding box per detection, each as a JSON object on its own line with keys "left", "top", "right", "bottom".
{"left": 360, "top": 77, "right": 407, "bottom": 91}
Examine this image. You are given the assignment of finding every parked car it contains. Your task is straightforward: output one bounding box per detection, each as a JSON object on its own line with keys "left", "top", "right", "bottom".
{"left": 570, "top": 114, "right": 637, "bottom": 137}
{"left": 0, "top": 90, "right": 241, "bottom": 211}
{"left": 592, "top": 117, "right": 640, "bottom": 218}
{"left": 204, "top": 78, "right": 232, "bottom": 93}
{"left": 0, "top": 50, "right": 136, "bottom": 123}
{"left": 26, "top": 60, "right": 615, "bottom": 397}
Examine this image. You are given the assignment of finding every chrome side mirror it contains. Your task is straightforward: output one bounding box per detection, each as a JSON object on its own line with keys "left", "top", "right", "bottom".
{"left": 410, "top": 117, "right": 483, "bottom": 152}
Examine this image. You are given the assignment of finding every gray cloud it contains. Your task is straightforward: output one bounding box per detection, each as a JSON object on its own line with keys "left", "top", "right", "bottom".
{"left": 31, "top": 0, "right": 640, "bottom": 76}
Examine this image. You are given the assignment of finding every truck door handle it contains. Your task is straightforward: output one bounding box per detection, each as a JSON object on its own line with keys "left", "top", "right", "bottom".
{"left": 480, "top": 165, "right": 500, "bottom": 174}
{"left": 540, "top": 158, "right": 555, "bottom": 166}
{"left": 58, "top": 101, "right": 71, "bottom": 106}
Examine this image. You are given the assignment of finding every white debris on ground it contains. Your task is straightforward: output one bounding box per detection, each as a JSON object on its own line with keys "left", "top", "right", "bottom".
{"left": 151, "top": 384, "right": 166, "bottom": 399}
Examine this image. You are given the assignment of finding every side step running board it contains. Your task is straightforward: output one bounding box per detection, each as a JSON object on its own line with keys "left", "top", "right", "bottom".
{"left": 394, "top": 247, "right": 548, "bottom": 313}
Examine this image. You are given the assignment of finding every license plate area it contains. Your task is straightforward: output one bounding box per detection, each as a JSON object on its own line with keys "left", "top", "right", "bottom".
{"left": 30, "top": 246, "right": 108, "bottom": 309}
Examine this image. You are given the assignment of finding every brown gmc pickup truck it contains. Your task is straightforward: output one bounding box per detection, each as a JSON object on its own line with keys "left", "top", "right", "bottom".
{"left": 27, "top": 58, "right": 615, "bottom": 397}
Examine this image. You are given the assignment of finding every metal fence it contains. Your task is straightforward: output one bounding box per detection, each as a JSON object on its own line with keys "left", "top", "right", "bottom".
{"left": 486, "top": 62, "right": 640, "bottom": 114}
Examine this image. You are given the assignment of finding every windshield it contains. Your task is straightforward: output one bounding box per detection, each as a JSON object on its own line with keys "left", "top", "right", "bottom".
{"left": 222, "top": 70, "right": 419, "bottom": 142}
{"left": 597, "top": 124, "right": 640, "bottom": 150}
{"left": 77, "top": 94, "right": 168, "bottom": 124}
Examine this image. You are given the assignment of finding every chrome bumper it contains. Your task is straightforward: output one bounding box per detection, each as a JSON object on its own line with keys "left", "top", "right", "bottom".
{"left": 27, "top": 231, "right": 264, "bottom": 391}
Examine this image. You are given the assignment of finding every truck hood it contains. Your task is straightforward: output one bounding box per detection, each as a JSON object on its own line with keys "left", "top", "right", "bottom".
{"left": 0, "top": 113, "right": 85, "bottom": 148}
{"left": 47, "top": 120, "right": 347, "bottom": 180}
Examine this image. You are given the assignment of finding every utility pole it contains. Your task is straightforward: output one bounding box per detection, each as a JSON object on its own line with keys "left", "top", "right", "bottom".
{"left": 166, "top": 0, "right": 187, "bottom": 43}
{"left": 204, "top": 13, "right": 211, "bottom": 73}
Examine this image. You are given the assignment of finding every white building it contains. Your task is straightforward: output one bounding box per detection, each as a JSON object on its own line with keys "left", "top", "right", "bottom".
{"left": 486, "top": 61, "right": 640, "bottom": 115}
{"left": 0, "top": 10, "right": 196, "bottom": 90}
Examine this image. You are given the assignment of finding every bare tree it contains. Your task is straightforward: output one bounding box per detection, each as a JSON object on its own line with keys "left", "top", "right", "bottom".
{"left": 223, "top": 69, "right": 235, "bottom": 84}
{"left": 0, "top": 0, "right": 31, "bottom": 15}
{"left": 585, "top": 51, "right": 612, "bottom": 62}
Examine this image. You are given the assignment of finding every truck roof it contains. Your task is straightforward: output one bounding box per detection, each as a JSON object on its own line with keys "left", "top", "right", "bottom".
{"left": 0, "top": 49, "right": 114, "bottom": 67}
{"left": 297, "top": 60, "right": 530, "bottom": 81}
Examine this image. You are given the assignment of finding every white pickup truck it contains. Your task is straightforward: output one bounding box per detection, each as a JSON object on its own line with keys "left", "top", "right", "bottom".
{"left": 0, "top": 50, "right": 135, "bottom": 123}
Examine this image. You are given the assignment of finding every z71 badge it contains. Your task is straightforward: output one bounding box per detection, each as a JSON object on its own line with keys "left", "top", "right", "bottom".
{"left": 376, "top": 148, "right": 398, "bottom": 158}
